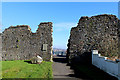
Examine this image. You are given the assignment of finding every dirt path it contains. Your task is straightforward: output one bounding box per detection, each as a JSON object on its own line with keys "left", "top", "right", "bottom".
{"left": 52, "top": 56, "right": 90, "bottom": 80}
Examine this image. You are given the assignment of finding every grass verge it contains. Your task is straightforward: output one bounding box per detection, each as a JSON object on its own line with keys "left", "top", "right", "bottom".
{"left": 2, "top": 60, "right": 53, "bottom": 79}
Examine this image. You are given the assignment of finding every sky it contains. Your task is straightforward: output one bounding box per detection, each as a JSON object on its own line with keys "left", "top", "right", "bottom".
{"left": 1, "top": 0, "right": 120, "bottom": 2}
{"left": 2, "top": 2, "right": 118, "bottom": 49}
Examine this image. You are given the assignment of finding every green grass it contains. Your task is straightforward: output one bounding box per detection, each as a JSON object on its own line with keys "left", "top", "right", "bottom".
{"left": 2, "top": 60, "right": 53, "bottom": 79}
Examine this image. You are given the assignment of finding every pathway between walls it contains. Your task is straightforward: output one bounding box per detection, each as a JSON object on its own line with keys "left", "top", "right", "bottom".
{"left": 52, "top": 56, "right": 91, "bottom": 80}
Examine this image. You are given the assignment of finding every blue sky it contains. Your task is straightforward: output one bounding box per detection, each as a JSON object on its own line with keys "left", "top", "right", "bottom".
{"left": 1, "top": 0, "right": 119, "bottom": 2}
{"left": 2, "top": 2, "right": 118, "bottom": 49}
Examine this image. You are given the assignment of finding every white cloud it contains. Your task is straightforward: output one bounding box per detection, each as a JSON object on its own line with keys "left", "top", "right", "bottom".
{"left": 53, "top": 22, "right": 77, "bottom": 31}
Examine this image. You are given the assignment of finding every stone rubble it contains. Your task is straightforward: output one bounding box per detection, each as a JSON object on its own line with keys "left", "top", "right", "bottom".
{"left": 31, "top": 55, "right": 43, "bottom": 64}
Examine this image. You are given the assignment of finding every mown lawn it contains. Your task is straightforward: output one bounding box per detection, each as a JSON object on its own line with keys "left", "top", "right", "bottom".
{"left": 2, "top": 60, "right": 53, "bottom": 79}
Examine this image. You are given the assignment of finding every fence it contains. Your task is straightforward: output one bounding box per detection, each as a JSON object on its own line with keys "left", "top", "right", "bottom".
{"left": 92, "top": 50, "right": 120, "bottom": 80}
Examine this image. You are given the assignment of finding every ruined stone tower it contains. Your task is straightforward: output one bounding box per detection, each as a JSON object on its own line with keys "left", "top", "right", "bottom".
{"left": 67, "top": 14, "right": 119, "bottom": 64}
{"left": 2, "top": 22, "right": 53, "bottom": 61}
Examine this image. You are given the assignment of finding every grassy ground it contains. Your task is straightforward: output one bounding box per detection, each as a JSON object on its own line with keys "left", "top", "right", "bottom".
{"left": 2, "top": 60, "right": 53, "bottom": 79}
{"left": 72, "top": 64, "right": 118, "bottom": 80}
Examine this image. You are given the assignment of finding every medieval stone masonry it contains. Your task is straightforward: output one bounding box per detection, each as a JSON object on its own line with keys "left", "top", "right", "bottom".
{"left": 2, "top": 22, "right": 53, "bottom": 61}
{"left": 67, "top": 14, "right": 120, "bottom": 64}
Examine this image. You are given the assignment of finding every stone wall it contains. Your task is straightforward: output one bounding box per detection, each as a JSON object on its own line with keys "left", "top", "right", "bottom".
{"left": 2, "top": 22, "right": 53, "bottom": 61}
{"left": 92, "top": 50, "right": 119, "bottom": 79}
{"left": 67, "top": 14, "right": 119, "bottom": 64}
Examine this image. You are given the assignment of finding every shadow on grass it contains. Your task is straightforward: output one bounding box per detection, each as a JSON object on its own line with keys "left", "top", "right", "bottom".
{"left": 24, "top": 60, "right": 32, "bottom": 64}
{"left": 66, "top": 52, "right": 118, "bottom": 80}
{"left": 70, "top": 63, "right": 118, "bottom": 80}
